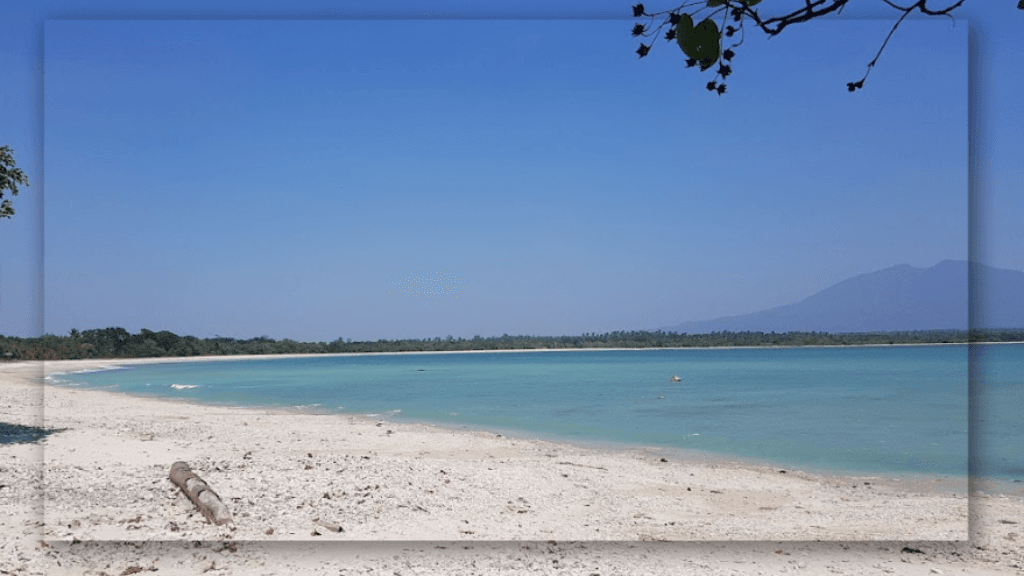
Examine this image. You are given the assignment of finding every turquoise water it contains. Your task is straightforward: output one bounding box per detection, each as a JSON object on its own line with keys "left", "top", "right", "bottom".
{"left": 47, "top": 344, "right": 1003, "bottom": 480}
{"left": 969, "top": 344, "right": 1024, "bottom": 483}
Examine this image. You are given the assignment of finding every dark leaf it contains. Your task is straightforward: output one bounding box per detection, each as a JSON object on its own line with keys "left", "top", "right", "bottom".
{"left": 718, "top": 64, "right": 732, "bottom": 78}
{"left": 676, "top": 15, "right": 721, "bottom": 65}
{"left": 636, "top": 43, "right": 651, "bottom": 58}
{"left": 632, "top": 24, "right": 646, "bottom": 36}
{"left": 685, "top": 58, "right": 697, "bottom": 68}
{"left": 632, "top": 3, "right": 645, "bottom": 17}
{"left": 699, "top": 58, "right": 715, "bottom": 71}
{"left": 669, "top": 12, "right": 682, "bottom": 25}
{"left": 716, "top": 83, "right": 727, "bottom": 95}
{"left": 1019, "top": 0, "right": 1023, "bottom": 8}
{"left": 725, "top": 25, "right": 736, "bottom": 37}
{"left": 723, "top": 48, "right": 735, "bottom": 61}
{"left": 665, "top": 28, "right": 676, "bottom": 41}
{"left": 706, "top": 81, "right": 717, "bottom": 91}
{"left": 707, "top": 0, "right": 726, "bottom": 6}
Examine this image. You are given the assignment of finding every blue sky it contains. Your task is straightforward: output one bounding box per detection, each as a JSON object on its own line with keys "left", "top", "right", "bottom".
{"left": 3, "top": 2, "right": 1018, "bottom": 342}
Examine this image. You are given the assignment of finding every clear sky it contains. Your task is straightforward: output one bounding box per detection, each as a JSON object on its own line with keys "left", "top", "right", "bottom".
{"left": 37, "top": 18, "right": 968, "bottom": 341}
{"left": 4, "top": 2, "right": 1018, "bottom": 342}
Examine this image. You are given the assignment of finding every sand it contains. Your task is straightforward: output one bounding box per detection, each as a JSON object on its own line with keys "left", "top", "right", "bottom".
{"left": 2, "top": 356, "right": 1022, "bottom": 575}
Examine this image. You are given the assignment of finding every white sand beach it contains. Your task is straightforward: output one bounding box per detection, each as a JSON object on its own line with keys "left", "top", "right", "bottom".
{"left": 2, "top": 356, "right": 1022, "bottom": 575}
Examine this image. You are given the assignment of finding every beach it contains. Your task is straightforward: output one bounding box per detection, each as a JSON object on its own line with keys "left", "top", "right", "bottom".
{"left": 2, "top": 356, "right": 1023, "bottom": 575}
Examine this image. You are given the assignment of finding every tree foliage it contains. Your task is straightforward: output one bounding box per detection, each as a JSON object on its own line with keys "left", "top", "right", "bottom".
{"left": 0, "top": 146, "right": 29, "bottom": 220}
{"left": 630, "top": 0, "right": 1005, "bottom": 95}
{"left": 2, "top": 326, "right": 1017, "bottom": 361}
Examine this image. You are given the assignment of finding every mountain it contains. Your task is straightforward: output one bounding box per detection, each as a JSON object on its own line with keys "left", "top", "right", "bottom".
{"left": 661, "top": 260, "right": 1024, "bottom": 334}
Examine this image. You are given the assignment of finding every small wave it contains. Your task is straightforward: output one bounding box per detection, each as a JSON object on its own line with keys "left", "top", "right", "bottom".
{"left": 47, "top": 376, "right": 85, "bottom": 386}
{"left": 47, "top": 366, "right": 127, "bottom": 385}
{"left": 64, "top": 366, "right": 128, "bottom": 375}
{"left": 386, "top": 409, "right": 401, "bottom": 416}
{"left": 170, "top": 384, "right": 199, "bottom": 390}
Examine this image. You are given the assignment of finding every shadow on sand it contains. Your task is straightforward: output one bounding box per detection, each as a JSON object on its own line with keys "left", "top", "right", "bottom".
{"left": 0, "top": 421, "right": 67, "bottom": 445}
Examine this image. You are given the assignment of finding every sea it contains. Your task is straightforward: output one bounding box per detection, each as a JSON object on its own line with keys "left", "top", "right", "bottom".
{"left": 46, "top": 343, "right": 1023, "bottom": 488}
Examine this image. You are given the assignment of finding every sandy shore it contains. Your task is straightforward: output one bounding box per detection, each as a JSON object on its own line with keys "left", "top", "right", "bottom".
{"left": 2, "top": 356, "right": 1023, "bottom": 575}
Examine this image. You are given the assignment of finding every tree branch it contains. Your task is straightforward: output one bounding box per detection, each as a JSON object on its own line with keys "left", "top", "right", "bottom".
{"left": 752, "top": 0, "right": 851, "bottom": 36}
{"left": 632, "top": 0, "right": 971, "bottom": 94}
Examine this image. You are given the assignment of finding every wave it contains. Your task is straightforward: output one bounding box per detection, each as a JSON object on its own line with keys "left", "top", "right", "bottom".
{"left": 170, "top": 384, "right": 199, "bottom": 390}
{"left": 46, "top": 366, "right": 127, "bottom": 386}
{"left": 365, "top": 409, "right": 403, "bottom": 418}
{"left": 49, "top": 366, "right": 127, "bottom": 377}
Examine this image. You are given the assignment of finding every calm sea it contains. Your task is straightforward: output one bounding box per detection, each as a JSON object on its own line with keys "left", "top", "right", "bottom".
{"left": 47, "top": 344, "right": 1021, "bottom": 483}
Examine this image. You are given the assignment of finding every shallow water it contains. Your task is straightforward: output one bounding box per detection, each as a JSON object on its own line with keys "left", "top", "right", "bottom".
{"left": 47, "top": 344, "right": 1017, "bottom": 482}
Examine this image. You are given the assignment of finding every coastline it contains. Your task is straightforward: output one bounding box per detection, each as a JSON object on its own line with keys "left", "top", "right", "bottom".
{"left": 40, "top": 350, "right": 982, "bottom": 494}
{"left": 6, "top": 357, "right": 975, "bottom": 541}
{"left": 5, "top": 357, "right": 1024, "bottom": 574}
{"left": 29, "top": 338, "right": 1009, "bottom": 374}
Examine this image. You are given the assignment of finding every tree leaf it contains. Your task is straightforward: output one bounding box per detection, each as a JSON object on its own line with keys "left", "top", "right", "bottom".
{"left": 707, "top": 0, "right": 726, "bottom": 6}
{"left": 676, "top": 16, "right": 721, "bottom": 67}
{"left": 636, "top": 43, "right": 651, "bottom": 58}
{"left": 632, "top": 3, "right": 645, "bottom": 17}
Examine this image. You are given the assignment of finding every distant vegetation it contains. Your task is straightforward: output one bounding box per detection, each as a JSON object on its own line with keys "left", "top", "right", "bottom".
{"left": 2, "top": 327, "right": 1022, "bottom": 361}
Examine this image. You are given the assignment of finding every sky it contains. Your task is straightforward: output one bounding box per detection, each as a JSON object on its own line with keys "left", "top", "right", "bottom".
{"left": 4, "top": 1, "right": 1019, "bottom": 343}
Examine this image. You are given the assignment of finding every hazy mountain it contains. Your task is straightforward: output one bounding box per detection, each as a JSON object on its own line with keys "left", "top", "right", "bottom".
{"left": 661, "top": 260, "right": 1024, "bottom": 334}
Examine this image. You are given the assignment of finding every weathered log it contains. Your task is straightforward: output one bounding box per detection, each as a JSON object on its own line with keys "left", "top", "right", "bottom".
{"left": 169, "top": 461, "right": 232, "bottom": 525}
{"left": 313, "top": 518, "right": 343, "bottom": 533}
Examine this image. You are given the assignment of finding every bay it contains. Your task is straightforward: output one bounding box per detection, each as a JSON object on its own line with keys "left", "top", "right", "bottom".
{"left": 48, "top": 344, "right": 999, "bottom": 481}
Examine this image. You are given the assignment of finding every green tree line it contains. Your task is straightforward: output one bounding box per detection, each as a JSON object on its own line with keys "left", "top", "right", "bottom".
{"left": 2, "top": 327, "right": 1022, "bottom": 361}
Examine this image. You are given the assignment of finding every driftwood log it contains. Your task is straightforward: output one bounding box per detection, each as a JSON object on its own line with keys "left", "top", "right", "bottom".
{"left": 169, "top": 461, "right": 232, "bottom": 525}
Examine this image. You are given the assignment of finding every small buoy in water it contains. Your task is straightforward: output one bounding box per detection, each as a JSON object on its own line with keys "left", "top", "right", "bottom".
{"left": 657, "top": 395, "right": 665, "bottom": 399}
{"left": 670, "top": 375, "right": 681, "bottom": 382}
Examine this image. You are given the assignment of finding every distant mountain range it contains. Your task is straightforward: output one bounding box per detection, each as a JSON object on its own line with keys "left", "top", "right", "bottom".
{"left": 660, "top": 260, "right": 1024, "bottom": 334}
